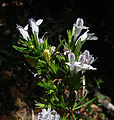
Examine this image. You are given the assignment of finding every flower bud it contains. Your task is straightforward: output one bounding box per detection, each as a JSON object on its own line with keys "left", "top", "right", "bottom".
{"left": 43, "top": 49, "right": 50, "bottom": 65}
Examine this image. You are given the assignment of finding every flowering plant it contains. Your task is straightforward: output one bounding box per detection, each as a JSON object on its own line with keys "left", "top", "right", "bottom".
{"left": 14, "top": 17, "right": 98, "bottom": 119}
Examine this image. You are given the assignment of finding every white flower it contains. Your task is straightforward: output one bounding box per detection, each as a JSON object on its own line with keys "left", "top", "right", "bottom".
{"left": 87, "top": 33, "right": 98, "bottom": 40}
{"left": 73, "top": 18, "right": 89, "bottom": 42}
{"left": 82, "top": 50, "right": 94, "bottom": 65}
{"left": 37, "top": 107, "right": 60, "bottom": 120}
{"left": 65, "top": 51, "right": 97, "bottom": 73}
{"left": 78, "top": 50, "right": 97, "bottom": 71}
{"left": 65, "top": 53, "right": 81, "bottom": 71}
{"left": 29, "top": 18, "right": 43, "bottom": 42}
{"left": 16, "top": 24, "right": 29, "bottom": 40}
{"left": 83, "top": 50, "right": 90, "bottom": 59}
{"left": 65, "top": 53, "right": 76, "bottom": 71}
{"left": 78, "top": 54, "right": 86, "bottom": 64}
{"left": 75, "top": 30, "right": 98, "bottom": 46}
{"left": 87, "top": 56, "right": 94, "bottom": 65}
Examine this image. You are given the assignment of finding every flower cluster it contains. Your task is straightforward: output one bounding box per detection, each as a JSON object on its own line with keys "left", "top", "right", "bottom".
{"left": 78, "top": 50, "right": 97, "bottom": 71}
{"left": 37, "top": 107, "right": 60, "bottom": 120}
{"left": 65, "top": 52, "right": 96, "bottom": 73}
{"left": 65, "top": 18, "right": 97, "bottom": 73}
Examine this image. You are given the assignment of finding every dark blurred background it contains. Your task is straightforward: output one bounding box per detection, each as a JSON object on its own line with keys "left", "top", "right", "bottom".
{"left": 0, "top": 0, "right": 114, "bottom": 118}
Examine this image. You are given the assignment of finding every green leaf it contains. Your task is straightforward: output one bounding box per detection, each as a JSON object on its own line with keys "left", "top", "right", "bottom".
{"left": 37, "top": 82, "right": 45, "bottom": 88}
{"left": 73, "top": 91, "right": 88, "bottom": 110}
{"left": 81, "top": 37, "right": 87, "bottom": 46}
{"left": 24, "top": 54, "right": 38, "bottom": 59}
{"left": 43, "top": 39, "right": 48, "bottom": 49}
{"left": 13, "top": 45, "right": 28, "bottom": 53}
{"left": 59, "top": 35, "right": 62, "bottom": 42}
{"left": 18, "top": 39, "right": 28, "bottom": 47}
{"left": 34, "top": 32, "right": 38, "bottom": 48}
{"left": 67, "top": 29, "right": 72, "bottom": 45}
{"left": 72, "top": 25, "right": 75, "bottom": 36}
{"left": 35, "top": 102, "right": 49, "bottom": 108}
{"left": 74, "top": 38, "right": 81, "bottom": 60}
{"left": 73, "top": 113, "right": 77, "bottom": 120}
{"left": 75, "top": 98, "right": 95, "bottom": 110}
{"left": 93, "top": 57, "right": 98, "bottom": 63}
{"left": 38, "top": 69, "right": 41, "bottom": 75}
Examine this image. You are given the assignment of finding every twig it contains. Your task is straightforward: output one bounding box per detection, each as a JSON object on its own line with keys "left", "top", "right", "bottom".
{"left": 94, "top": 89, "right": 114, "bottom": 115}
{"left": 82, "top": 70, "right": 85, "bottom": 96}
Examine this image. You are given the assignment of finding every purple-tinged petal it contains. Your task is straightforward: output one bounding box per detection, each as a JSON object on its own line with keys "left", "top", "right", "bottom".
{"left": 76, "top": 18, "right": 84, "bottom": 27}
{"left": 78, "top": 55, "right": 86, "bottom": 64}
{"left": 87, "top": 57, "right": 94, "bottom": 65}
{"left": 83, "top": 50, "right": 90, "bottom": 59}
{"left": 68, "top": 53, "right": 75, "bottom": 64}
{"left": 73, "top": 18, "right": 89, "bottom": 42}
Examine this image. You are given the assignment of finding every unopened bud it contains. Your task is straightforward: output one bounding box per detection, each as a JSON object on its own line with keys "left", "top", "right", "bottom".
{"left": 43, "top": 49, "right": 50, "bottom": 65}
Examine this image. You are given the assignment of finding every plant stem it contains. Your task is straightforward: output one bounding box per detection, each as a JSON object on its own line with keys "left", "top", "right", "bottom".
{"left": 71, "top": 109, "right": 74, "bottom": 120}
{"left": 82, "top": 70, "right": 85, "bottom": 96}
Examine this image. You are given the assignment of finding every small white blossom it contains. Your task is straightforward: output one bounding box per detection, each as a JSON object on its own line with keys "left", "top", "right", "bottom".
{"left": 29, "top": 18, "right": 43, "bottom": 42}
{"left": 65, "top": 53, "right": 76, "bottom": 71}
{"left": 87, "top": 33, "right": 98, "bottom": 40}
{"left": 16, "top": 24, "right": 29, "bottom": 40}
{"left": 82, "top": 50, "right": 94, "bottom": 65}
{"left": 78, "top": 50, "right": 97, "bottom": 71}
{"left": 73, "top": 18, "right": 89, "bottom": 42}
{"left": 78, "top": 54, "right": 86, "bottom": 64}
{"left": 75, "top": 30, "right": 98, "bottom": 46}
{"left": 66, "top": 51, "right": 96, "bottom": 73}
{"left": 65, "top": 53, "right": 81, "bottom": 71}
{"left": 37, "top": 107, "right": 60, "bottom": 120}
